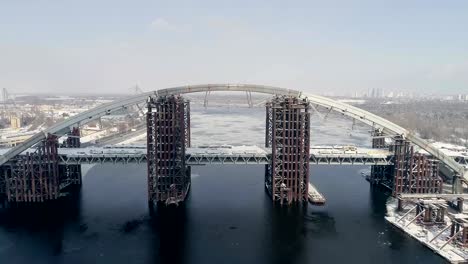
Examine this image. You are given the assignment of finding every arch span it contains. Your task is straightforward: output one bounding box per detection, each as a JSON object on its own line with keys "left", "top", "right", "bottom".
{"left": 0, "top": 84, "right": 464, "bottom": 177}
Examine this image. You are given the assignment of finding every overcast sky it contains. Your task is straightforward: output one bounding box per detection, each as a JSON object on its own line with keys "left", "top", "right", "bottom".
{"left": 1, "top": 0, "right": 467, "bottom": 95}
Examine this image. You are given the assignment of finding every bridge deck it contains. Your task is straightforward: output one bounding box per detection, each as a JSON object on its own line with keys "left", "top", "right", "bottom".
{"left": 3, "top": 144, "right": 468, "bottom": 167}
{"left": 58, "top": 145, "right": 392, "bottom": 165}
{"left": 398, "top": 193, "right": 468, "bottom": 200}
{"left": 0, "top": 145, "right": 393, "bottom": 166}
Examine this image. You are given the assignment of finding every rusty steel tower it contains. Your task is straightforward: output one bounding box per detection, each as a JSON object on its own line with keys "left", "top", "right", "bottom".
{"left": 147, "top": 95, "right": 191, "bottom": 206}
{"left": 265, "top": 96, "right": 311, "bottom": 204}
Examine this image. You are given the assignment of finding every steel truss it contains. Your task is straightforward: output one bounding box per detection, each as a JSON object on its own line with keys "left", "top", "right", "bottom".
{"left": 55, "top": 152, "right": 391, "bottom": 165}
{"left": 1, "top": 84, "right": 463, "bottom": 182}
{"left": 265, "top": 96, "right": 310, "bottom": 204}
{"left": 147, "top": 95, "right": 191, "bottom": 205}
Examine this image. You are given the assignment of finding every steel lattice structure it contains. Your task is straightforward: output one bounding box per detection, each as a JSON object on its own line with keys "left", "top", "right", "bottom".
{"left": 52, "top": 151, "right": 392, "bottom": 165}
{"left": 0, "top": 84, "right": 464, "bottom": 187}
{"left": 147, "top": 95, "right": 191, "bottom": 205}
{"left": 369, "top": 129, "right": 393, "bottom": 188}
{"left": 265, "top": 96, "right": 310, "bottom": 204}
{"left": 392, "top": 137, "right": 442, "bottom": 195}
{"left": 59, "top": 127, "right": 83, "bottom": 188}
{"left": 4, "top": 135, "right": 60, "bottom": 202}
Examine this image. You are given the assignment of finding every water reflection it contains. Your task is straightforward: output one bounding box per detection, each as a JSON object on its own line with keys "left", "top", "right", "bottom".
{"left": 0, "top": 190, "right": 81, "bottom": 263}
{"left": 148, "top": 205, "right": 188, "bottom": 264}
{"left": 269, "top": 204, "right": 307, "bottom": 264}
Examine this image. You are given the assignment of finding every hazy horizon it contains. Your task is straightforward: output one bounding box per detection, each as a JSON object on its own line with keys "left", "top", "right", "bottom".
{"left": 1, "top": 1, "right": 467, "bottom": 95}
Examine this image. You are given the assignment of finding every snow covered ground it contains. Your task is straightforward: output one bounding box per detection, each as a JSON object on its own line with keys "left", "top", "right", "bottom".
{"left": 386, "top": 198, "right": 468, "bottom": 263}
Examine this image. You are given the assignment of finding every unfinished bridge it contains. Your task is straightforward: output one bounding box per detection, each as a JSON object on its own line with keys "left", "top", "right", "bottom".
{"left": 0, "top": 84, "right": 466, "bottom": 206}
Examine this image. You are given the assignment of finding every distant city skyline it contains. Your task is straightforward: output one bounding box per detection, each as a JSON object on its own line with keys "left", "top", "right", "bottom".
{"left": 0, "top": 1, "right": 467, "bottom": 95}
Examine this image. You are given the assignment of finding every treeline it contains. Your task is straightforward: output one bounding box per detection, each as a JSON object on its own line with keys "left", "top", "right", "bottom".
{"left": 359, "top": 100, "right": 468, "bottom": 146}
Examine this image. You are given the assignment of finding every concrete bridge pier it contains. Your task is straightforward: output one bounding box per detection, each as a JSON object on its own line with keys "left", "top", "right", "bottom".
{"left": 147, "top": 95, "right": 191, "bottom": 208}
{"left": 265, "top": 96, "right": 310, "bottom": 205}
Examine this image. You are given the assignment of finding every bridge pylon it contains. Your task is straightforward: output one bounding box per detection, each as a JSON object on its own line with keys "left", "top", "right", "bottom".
{"left": 265, "top": 96, "right": 310, "bottom": 205}
{"left": 147, "top": 95, "right": 191, "bottom": 207}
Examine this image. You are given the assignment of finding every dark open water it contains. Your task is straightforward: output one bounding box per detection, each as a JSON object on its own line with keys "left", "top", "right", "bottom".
{"left": 0, "top": 164, "right": 444, "bottom": 264}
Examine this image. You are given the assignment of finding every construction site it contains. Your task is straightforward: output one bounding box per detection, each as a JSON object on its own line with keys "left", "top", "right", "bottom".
{"left": 368, "top": 133, "right": 468, "bottom": 263}
{"left": 145, "top": 94, "right": 325, "bottom": 207}
{"left": 1, "top": 87, "right": 468, "bottom": 262}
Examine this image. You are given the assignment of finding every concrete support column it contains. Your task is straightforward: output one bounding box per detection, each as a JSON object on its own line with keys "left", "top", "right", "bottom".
{"left": 397, "top": 198, "right": 403, "bottom": 211}
{"left": 423, "top": 207, "right": 432, "bottom": 223}
{"left": 458, "top": 198, "right": 464, "bottom": 213}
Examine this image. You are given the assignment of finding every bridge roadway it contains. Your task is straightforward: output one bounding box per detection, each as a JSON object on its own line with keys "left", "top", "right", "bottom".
{"left": 0, "top": 145, "right": 393, "bottom": 166}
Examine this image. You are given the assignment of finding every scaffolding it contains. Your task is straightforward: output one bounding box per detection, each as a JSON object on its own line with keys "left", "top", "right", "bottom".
{"left": 370, "top": 129, "right": 392, "bottom": 188}
{"left": 371, "top": 129, "right": 386, "bottom": 149}
{"left": 265, "top": 96, "right": 310, "bottom": 204}
{"left": 147, "top": 95, "right": 191, "bottom": 206}
{"left": 4, "top": 134, "right": 60, "bottom": 202}
{"left": 392, "top": 137, "right": 442, "bottom": 196}
{"left": 64, "top": 127, "right": 81, "bottom": 148}
{"left": 60, "top": 127, "right": 82, "bottom": 187}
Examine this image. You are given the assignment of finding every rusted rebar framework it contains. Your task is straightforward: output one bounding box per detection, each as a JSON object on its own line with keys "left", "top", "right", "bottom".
{"left": 265, "top": 96, "right": 310, "bottom": 205}
{"left": 147, "top": 95, "right": 191, "bottom": 206}
{"left": 393, "top": 137, "right": 442, "bottom": 196}
{"left": 4, "top": 134, "right": 60, "bottom": 202}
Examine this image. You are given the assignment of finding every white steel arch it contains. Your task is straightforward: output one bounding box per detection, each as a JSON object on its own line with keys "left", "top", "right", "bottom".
{"left": 0, "top": 84, "right": 464, "bottom": 178}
